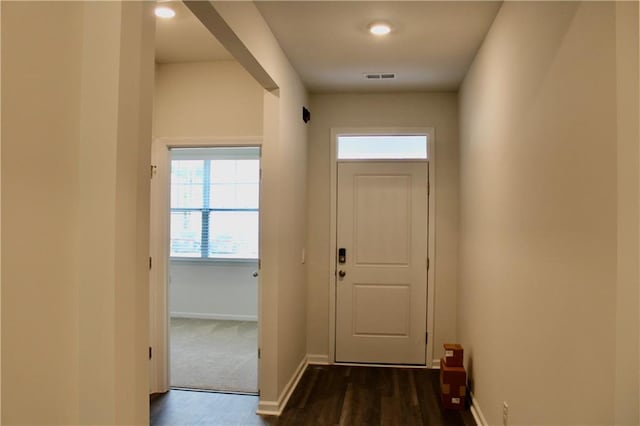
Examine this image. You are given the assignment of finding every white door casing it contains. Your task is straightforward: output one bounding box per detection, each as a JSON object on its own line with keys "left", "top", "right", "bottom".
{"left": 148, "top": 137, "right": 262, "bottom": 394}
{"left": 335, "top": 161, "right": 428, "bottom": 365}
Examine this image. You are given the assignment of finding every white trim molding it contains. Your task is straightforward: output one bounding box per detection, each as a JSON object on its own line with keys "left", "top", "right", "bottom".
{"left": 335, "top": 362, "right": 429, "bottom": 369}
{"left": 154, "top": 136, "right": 263, "bottom": 147}
{"left": 470, "top": 392, "right": 488, "bottom": 426}
{"left": 170, "top": 312, "right": 258, "bottom": 322}
{"left": 307, "top": 354, "right": 330, "bottom": 365}
{"left": 431, "top": 359, "right": 441, "bottom": 369}
{"left": 257, "top": 356, "right": 308, "bottom": 416}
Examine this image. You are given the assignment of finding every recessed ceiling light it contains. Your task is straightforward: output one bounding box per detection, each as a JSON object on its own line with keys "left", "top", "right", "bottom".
{"left": 155, "top": 6, "right": 176, "bottom": 19}
{"left": 369, "top": 22, "right": 391, "bottom": 36}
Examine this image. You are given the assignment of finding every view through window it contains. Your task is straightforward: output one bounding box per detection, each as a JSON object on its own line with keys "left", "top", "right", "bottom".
{"left": 170, "top": 147, "right": 259, "bottom": 259}
{"left": 337, "top": 135, "right": 428, "bottom": 160}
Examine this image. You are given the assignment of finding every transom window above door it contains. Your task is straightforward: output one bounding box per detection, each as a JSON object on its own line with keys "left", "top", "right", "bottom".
{"left": 337, "top": 135, "right": 427, "bottom": 160}
{"left": 170, "top": 147, "right": 260, "bottom": 260}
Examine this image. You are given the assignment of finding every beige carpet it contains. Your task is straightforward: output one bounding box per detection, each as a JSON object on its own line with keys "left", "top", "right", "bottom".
{"left": 170, "top": 318, "right": 258, "bottom": 394}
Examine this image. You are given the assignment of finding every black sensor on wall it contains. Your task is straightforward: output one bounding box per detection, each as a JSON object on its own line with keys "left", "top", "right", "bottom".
{"left": 302, "top": 107, "right": 311, "bottom": 123}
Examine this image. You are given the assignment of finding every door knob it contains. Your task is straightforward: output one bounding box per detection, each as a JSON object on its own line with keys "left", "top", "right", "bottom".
{"left": 338, "top": 270, "right": 346, "bottom": 278}
{"left": 252, "top": 271, "right": 259, "bottom": 277}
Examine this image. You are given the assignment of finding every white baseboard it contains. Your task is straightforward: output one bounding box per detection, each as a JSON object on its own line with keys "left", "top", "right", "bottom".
{"left": 256, "top": 399, "right": 280, "bottom": 416}
{"left": 335, "top": 362, "right": 429, "bottom": 369}
{"left": 256, "top": 356, "right": 308, "bottom": 416}
{"left": 470, "top": 392, "right": 488, "bottom": 426}
{"left": 306, "top": 354, "right": 330, "bottom": 365}
{"left": 170, "top": 312, "right": 258, "bottom": 322}
{"left": 431, "top": 358, "right": 441, "bottom": 369}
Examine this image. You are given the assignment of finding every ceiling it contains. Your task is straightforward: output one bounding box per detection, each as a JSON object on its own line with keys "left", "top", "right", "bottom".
{"left": 155, "top": 1, "right": 502, "bottom": 91}
{"left": 155, "top": 1, "right": 232, "bottom": 64}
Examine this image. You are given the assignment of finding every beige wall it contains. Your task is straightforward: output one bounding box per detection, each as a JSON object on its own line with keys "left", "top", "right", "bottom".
{"left": 2, "top": 3, "right": 83, "bottom": 422}
{"left": 0, "top": 0, "right": 3, "bottom": 417}
{"left": 459, "top": 2, "right": 639, "bottom": 424}
{"left": 2, "top": 2, "right": 154, "bottom": 424}
{"left": 615, "top": 2, "right": 640, "bottom": 423}
{"left": 306, "top": 92, "right": 459, "bottom": 363}
{"left": 153, "top": 60, "right": 263, "bottom": 138}
{"left": 190, "top": 2, "right": 309, "bottom": 408}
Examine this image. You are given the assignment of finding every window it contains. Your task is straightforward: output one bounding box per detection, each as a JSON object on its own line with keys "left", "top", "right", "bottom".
{"left": 337, "top": 135, "right": 427, "bottom": 160}
{"left": 170, "top": 147, "right": 259, "bottom": 259}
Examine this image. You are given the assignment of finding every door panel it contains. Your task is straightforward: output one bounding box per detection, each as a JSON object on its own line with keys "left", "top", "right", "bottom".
{"left": 353, "top": 284, "right": 410, "bottom": 336}
{"left": 354, "top": 175, "right": 411, "bottom": 265}
{"left": 336, "top": 161, "right": 427, "bottom": 364}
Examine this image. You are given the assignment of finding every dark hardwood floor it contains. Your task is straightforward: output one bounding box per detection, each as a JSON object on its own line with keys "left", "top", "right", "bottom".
{"left": 150, "top": 365, "right": 476, "bottom": 426}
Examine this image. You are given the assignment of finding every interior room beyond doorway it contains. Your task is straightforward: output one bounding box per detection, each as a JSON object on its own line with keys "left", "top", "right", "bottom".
{"left": 168, "top": 146, "right": 260, "bottom": 394}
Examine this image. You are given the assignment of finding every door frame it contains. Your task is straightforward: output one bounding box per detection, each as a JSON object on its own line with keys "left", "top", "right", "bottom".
{"left": 149, "top": 136, "right": 262, "bottom": 394}
{"left": 328, "top": 127, "right": 436, "bottom": 366}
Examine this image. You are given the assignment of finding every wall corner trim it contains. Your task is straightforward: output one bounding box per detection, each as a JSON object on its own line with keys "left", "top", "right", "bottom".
{"left": 256, "top": 356, "right": 308, "bottom": 416}
{"left": 470, "top": 392, "right": 488, "bottom": 426}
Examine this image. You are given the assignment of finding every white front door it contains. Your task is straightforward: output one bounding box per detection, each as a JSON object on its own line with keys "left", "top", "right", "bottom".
{"left": 335, "top": 161, "right": 428, "bottom": 364}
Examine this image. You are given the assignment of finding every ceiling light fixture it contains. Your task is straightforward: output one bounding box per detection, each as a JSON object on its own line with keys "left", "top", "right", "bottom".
{"left": 155, "top": 6, "right": 176, "bottom": 19}
{"left": 369, "top": 22, "right": 391, "bottom": 36}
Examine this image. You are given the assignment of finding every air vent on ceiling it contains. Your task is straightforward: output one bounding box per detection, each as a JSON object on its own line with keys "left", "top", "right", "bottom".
{"left": 364, "top": 72, "right": 396, "bottom": 80}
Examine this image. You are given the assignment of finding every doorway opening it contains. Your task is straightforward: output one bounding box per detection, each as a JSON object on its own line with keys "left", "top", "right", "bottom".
{"left": 167, "top": 146, "right": 260, "bottom": 394}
